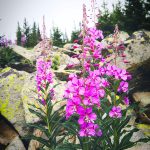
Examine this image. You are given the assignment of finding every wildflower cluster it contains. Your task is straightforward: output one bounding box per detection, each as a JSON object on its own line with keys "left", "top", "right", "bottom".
{"left": 36, "top": 58, "right": 54, "bottom": 105}
{"left": 29, "top": 1, "right": 149, "bottom": 149}
{"left": 64, "top": 2, "right": 132, "bottom": 138}
{"left": 0, "top": 36, "right": 12, "bottom": 47}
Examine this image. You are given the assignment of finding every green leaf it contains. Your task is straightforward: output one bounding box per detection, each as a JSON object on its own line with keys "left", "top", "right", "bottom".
{"left": 136, "top": 138, "right": 150, "bottom": 143}
{"left": 55, "top": 143, "right": 81, "bottom": 150}
{"left": 28, "top": 103, "right": 46, "bottom": 115}
{"left": 50, "top": 104, "right": 65, "bottom": 123}
{"left": 119, "top": 128, "right": 139, "bottom": 149}
{"left": 63, "top": 122, "right": 78, "bottom": 135}
{"left": 40, "top": 87, "right": 45, "bottom": 94}
{"left": 27, "top": 123, "right": 50, "bottom": 137}
{"left": 117, "top": 117, "right": 130, "bottom": 134}
{"left": 119, "top": 141, "right": 135, "bottom": 150}
{"left": 28, "top": 108, "right": 47, "bottom": 123}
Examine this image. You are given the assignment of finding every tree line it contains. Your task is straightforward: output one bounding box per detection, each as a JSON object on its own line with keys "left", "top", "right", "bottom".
{"left": 16, "top": 0, "right": 150, "bottom": 48}
{"left": 16, "top": 18, "right": 42, "bottom": 48}
{"left": 98, "top": 0, "right": 150, "bottom": 36}
{"left": 16, "top": 18, "right": 68, "bottom": 48}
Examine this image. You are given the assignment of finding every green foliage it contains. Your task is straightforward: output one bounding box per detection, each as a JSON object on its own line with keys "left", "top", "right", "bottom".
{"left": 71, "top": 30, "right": 80, "bottom": 43}
{"left": 52, "top": 55, "right": 60, "bottom": 70}
{"left": 16, "top": 19, "right": 42, "bottom": 48}
{"left": 62, "top": 81, "right": 150, "bottom": 150}
{"left": 98, "top": 1, "right": 125, "bottom": 36}
{"left": 24, "top": 84, "right": 66, "bottom": 150}
{"left": 51, "top": 27, "right": 64, "bottom": 47}
{"left": 37, "top": 25, "right": 42, "bottom": 42}
{"left": 98, "top": 0, "right": 150, "bottom": 35}
{"left": 0, "top": 47, "right": 23, "bottom": 67}
{"left": 124, "top": 0, "right": 150, "bottom": 33}
{"left": 16, "top": 22, "right": 22, "bottom": 46}
{"left": 29, "top": 22, "right": 38, "bottom": 47}
{"left": 23, "top": 18, "right": 30, "bottom": 47}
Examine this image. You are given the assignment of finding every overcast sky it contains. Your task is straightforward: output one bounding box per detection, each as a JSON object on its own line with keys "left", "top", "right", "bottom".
{"left": 0, "top": 0, "right": 125, "bottom": 41}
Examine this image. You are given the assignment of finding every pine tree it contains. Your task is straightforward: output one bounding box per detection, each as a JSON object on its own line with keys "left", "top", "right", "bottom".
{"left": 29, "top": 22, "right": 38, "bottom": 47}
{"left": 110, "top": 1, "right": 125, "bottom": 31}
{"left": 16, "top": 22, "right": 22, "bottom": 46}
{"left": 23, "top": 18, "right": 30, "bottom": 47}
{"left": 143, "top": 0, "right": 150, "bottom": 30}
{"left": 51, "top": 27, "right": 63, "bottom": 47}
{"left": 71, "top": 30, "right": 80, "bottom": 43}
{"left": 37, "top": 26, "right": 42, "bottom": 42}
{"left": 98, "top": 1, "right": 113, "bottom": 36}
{"left": 124, "top": 0, "right": 147, "bottom": 33}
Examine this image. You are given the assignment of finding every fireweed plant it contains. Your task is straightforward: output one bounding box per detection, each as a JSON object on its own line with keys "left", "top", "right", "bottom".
{"left": 63, "top": 1, "right": 149, "bottom": 150}
{"left": 26, "top": 1, "right": 149, "bottom": 150}
{"left": 25, "top": 57, "right": 67, "bottom": 149}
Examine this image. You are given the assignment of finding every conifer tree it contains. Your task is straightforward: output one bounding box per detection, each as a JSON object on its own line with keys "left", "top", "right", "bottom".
{"left": 51, "top": 27, "right": 63, "bottom": 47}
{"left": 29, "top": 22, "right": 37, "bottom": 47}
{"left": 37, "top": 26, "right": 42, "bottom": 42}
{"left": 16, "top": 22, "right": 22, "bottom": 46}
{"left": 71, "top": 30, "right": 80, "bottom": 43}
{"left": 23, "top": 18, "right": 30, "bottom": 47}
{"left": 124, "top": 0, "right": 146, "bottom": 33}
{"left": 110, "top": 1, "right": 125, "bottom": 31}
{"left": 98, "top": 1, "right": 113, "bottom": 36}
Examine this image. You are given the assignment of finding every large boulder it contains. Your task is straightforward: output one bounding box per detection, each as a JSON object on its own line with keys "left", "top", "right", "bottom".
{"left": 0, "top": 67, "right": 29, "bottom": 136}
{"left": 116, "top": 31, "right": 150, "bottom": 69}
{"left": 51, "top": 52, "right": 80, "bottom": 71}
{"left": 5, "top": 136, "right": 26, "bottom": 150}
{"left": 102, "top": 31, "right": 130, "bottom": 47}
{"left": 12, "top": 45, "right": 37, "bottom": 62}
{"left": 127, "top": 129, "right": 150, "bottom": 150}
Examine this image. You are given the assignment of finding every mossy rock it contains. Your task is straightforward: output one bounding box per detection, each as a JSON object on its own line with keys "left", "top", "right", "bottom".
{"left": 0, "top": 67, "right": 29, "bottom": 136}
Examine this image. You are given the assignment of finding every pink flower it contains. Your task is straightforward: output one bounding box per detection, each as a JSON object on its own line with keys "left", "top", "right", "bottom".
{"left": 74, "top": 39, "right": 78, "bottom": 43}
{"left": 109, "top": 106, "right": 122, "bottom": 118}
{"left": 73, "top": 45, "right": 79, "bottom": 49}
{"left": 36, "top": 58, "right": 54, "bottom": 104}
{"left": 66, "top": 98, "right": 81, "bottom": 119}
{"left": 124, "top": 96, "right": 130, "bottom": 106}
{"left": 79, "top": 123, "right": 102, "bottom": 137}
{"left": 118, "top": 81, "right": 128, "bottom": 93}
{"left": 78, "top": 107, "right": 97, "bottom": 125}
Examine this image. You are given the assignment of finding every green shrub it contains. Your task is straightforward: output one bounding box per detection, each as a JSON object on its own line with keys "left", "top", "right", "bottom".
{"left": 52, "top": 55, "right": 60, "bottom": 70}
{"left": 0, "top": 47, "right": 23, "bottom": 67}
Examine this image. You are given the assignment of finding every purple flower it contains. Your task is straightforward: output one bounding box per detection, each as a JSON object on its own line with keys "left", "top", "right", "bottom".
{"left": 118, "top": 81, "right": 128, "bottom": 93}
{"left": 79, "top": 123, "right": 102, "bottom": 137}
{"left": 124, "top": 96, "right": 129, "bottom": 106}
{"left": 78, "top": 107, "right": 97, "bottom": 125}
{"left": 66, "top": 98, "right": 81, "bottom": 119}
{"left": 36, "top": 58, "right": 54, "bottom": 104}
{"left": 109, "top": 106, "right": 122, "bottom": 118}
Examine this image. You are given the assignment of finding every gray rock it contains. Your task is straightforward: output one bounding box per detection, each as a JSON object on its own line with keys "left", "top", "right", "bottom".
{"left": 0, "top": 67, "right": 29, "bottom": 136}
{"left": 133, "top": 92, "right": 150, "bottom": 107}
{"left": 116, "top": 39, "right": 150, "bottom": 69}
{"left": 5, "top": 136, "right": 26, "bottom": 150}
{"left": 127, "top": 130, "right": 150, "bottom": 150}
